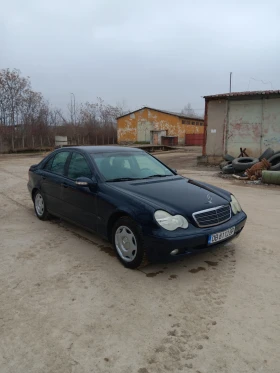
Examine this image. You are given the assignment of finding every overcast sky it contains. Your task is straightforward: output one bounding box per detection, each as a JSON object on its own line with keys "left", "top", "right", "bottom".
{"left": 1, "top": 0, "right": 280, "bottom": 115}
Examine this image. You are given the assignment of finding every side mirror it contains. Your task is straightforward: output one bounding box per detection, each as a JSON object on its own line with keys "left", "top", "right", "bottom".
{"left": 75, "top": 177, "right": 97, "bottom": 190}
{"left": 172, "top": 168, "right": 177, "bottom": 174}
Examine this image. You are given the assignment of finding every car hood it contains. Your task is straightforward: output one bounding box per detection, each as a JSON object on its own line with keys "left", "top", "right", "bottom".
{"left": 108, "top": 176, "right": 230, "bottom": 217}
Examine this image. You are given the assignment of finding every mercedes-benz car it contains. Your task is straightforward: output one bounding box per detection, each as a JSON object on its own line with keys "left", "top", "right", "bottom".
{"left": 28, "top": 146, "right": 247, "bottom": 268}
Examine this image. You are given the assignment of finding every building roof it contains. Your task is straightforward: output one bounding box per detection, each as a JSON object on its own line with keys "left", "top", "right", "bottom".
{"left": 117, "top": 106, "right": 203, "bottom": 121}
{"left": 204, "top": 90, "right": 280, "bottom": 99}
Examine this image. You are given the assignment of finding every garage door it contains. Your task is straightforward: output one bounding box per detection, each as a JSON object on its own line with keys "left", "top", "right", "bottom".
{"left": 227, "top": 100, "right": 262, "bottom": 157}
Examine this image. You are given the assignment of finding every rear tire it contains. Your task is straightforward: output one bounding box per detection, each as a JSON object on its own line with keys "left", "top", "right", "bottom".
{"left": 112, "top": 216, "right": 147, "bottom": 269}
{"left": 34, "top": 190, "right": 50, "bottom": 221}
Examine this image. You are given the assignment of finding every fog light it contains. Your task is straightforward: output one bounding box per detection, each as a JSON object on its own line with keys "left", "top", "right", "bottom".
{"left": 170, "top": 249, "right": 179, "bottom": 256}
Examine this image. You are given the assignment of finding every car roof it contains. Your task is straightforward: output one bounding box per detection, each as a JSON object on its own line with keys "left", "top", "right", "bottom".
{"left": 60, "top": 146, "right": 144, "bottom": 154}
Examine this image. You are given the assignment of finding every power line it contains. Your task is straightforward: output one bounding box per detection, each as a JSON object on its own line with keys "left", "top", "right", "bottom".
{"left": 247, "top": 77, "right": 274, "bottom": 90}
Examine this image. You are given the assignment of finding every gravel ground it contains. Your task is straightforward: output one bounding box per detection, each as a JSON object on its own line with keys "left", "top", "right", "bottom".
{"left": 0, "top": 151, "right": 279, "bottom": 373}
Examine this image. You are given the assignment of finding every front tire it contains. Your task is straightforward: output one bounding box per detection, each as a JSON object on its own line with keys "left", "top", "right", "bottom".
{"left": 112, "top": 217, "right": 146, "bottom": 269}
{"left": 34, "top": 190, "right": 50, "bottom": 221}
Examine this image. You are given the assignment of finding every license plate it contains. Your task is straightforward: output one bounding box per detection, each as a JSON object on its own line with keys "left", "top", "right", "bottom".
{"left": 208, "top": 227, "right": 235, "bottom": 245}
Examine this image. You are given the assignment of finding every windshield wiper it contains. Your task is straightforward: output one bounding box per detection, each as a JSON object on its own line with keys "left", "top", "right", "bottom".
{"left": 106, "top": 177, "right": 140, "bottom": 182}
{"left": 142, "top": 174, "right": 172, "bottom": 179}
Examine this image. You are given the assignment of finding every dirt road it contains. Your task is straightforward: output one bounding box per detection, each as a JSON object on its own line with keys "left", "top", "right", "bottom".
{"left": 0, "top": 152, "right": 279, "bottom": 373}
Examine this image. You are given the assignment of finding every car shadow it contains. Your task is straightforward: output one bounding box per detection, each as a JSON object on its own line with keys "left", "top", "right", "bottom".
{"left": 139, "top": 241, "right": 236, "bottom": 279}
{"left": 44, "top": 215, "right": 237, "bottom": 279}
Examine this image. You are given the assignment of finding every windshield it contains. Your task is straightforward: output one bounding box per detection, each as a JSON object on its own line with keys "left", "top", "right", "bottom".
{"left": 91, "top": 151, "right": 174, "bottom": 181}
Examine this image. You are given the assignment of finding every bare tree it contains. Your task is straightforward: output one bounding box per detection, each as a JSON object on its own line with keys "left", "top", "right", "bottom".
{"left": 0, "top": 69, "right": 31, "bottom": 127}
{"left": 0, "top": 67, "right": 124, "bottom": 151}
{"left": 181, "top": 103, "right": 196, "bottom": 118}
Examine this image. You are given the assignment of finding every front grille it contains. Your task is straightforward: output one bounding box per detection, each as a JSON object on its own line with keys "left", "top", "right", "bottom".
{"left": 193, "top": 205, "right": 231, "bottom": 228}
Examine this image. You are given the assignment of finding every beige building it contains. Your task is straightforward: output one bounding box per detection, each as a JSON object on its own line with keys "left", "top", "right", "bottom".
{"left": 202, "top": 90, "right": 280, "bottom": 163}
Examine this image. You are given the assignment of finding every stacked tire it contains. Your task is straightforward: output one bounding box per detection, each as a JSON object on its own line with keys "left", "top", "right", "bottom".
{"left": 231, "top": 157, "right": 259, "bottom": 172}
{"left": 268, "top": 153, "right": 280, "bottom": 171}
{"left": 220, "top": 148, "right": 280, "bottom": 174}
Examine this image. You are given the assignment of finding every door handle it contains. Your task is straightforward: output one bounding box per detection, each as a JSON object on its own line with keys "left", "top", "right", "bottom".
{"left": 61, "top": 182, "right": 68, "bottom": 188}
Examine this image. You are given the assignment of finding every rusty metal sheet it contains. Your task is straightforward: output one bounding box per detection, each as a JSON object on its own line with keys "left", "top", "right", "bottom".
{"left": 185, "top": 134, "right": 204, "bottom": 146}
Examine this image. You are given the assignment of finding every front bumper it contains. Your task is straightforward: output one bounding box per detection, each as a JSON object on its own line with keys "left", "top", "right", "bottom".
{"left": 143, "top": 211, "right": 247, "bottom": 262}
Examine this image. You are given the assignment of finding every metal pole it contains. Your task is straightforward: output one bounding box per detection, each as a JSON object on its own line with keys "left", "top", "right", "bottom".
{"left": 70, "top": 93, "right": 76, "bottom": 124}
{"left": 229, "top": 72, "right": 232, "bottom": 93}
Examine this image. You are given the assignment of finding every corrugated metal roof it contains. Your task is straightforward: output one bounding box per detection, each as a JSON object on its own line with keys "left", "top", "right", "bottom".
{"left": 117, "top": 106, "right": 203, "bottom": 121}
{"left": 204, "top": 90, "right": 280, "bottom": 99}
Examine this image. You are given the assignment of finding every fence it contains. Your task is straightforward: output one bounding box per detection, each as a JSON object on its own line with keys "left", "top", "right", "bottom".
{"left": 0, "top": 134, "right": 117, "bottom": 153}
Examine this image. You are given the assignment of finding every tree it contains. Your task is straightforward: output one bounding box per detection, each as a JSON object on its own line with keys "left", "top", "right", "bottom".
{"left": 0, "top": 67, "right": 126, "bottom": 151}
{"left": 181, "top": 103, "right": 196, "bottom": 118}
{"left": 0, "top": 68, "right": 31, "bottom": 126}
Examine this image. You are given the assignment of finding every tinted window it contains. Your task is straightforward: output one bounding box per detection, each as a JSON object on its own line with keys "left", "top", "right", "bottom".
{"left": 44, "top": 157, "right": 54, "bottom": 171}
{"left": 50, "top": 152, "right": 70, "bottom": 175}
{"left": 68, "top": 153, "right": 92, "bottom": 180}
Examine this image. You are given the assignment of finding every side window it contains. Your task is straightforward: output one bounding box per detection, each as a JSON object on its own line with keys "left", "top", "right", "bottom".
{"left": 44, "top": 156, "right": 54, "bottom": 171}
{"left": 67, "top": 153, "right": 92, "bottom": 180}
{"left": 50, "top": 152, "right": 70, "bottom": 176}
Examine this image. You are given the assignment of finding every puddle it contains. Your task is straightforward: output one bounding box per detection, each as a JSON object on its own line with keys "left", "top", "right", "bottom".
{"left": 189, "top": 267, "right": 206, "bottom": 273}
{"left": 168, "top": 274, "right": 178, "bottom": 280}
{"left": 146, "top": 270, "right": 164, "bottom": 277}
{"left": 205, "top": 260, "right": 218, "bottom": 266}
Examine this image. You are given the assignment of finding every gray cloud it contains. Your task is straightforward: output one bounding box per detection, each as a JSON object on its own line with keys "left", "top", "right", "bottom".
{"left": 1, "top": 0, "right": 280, "bottom": 115}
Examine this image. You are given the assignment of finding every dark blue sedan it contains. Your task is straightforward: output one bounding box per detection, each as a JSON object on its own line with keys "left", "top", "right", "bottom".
{"left": 28, "top": 146, "right": 247, "bottom": 268}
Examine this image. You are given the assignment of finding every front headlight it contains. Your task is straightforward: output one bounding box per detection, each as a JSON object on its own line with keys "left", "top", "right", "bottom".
{"left": 230, "top": 195, "right": 242, "bottom": 215}
{"left": 154, "top": 210, "right": 188, "bottom": 231}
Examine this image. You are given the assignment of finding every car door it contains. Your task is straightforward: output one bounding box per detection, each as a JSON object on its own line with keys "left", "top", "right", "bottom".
{"left": 40, "top": 151, "right": 71, "bottom": 215}
{"left": 62, "top": 151, "right": 98, "bottom": 231}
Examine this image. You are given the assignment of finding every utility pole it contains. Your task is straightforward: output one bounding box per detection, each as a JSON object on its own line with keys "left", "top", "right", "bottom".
{"left": 229, "top": 72, "right": 232, "bottom": 93}
{"left": 70, "top": 93, "right": 76, "bottom": 125}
